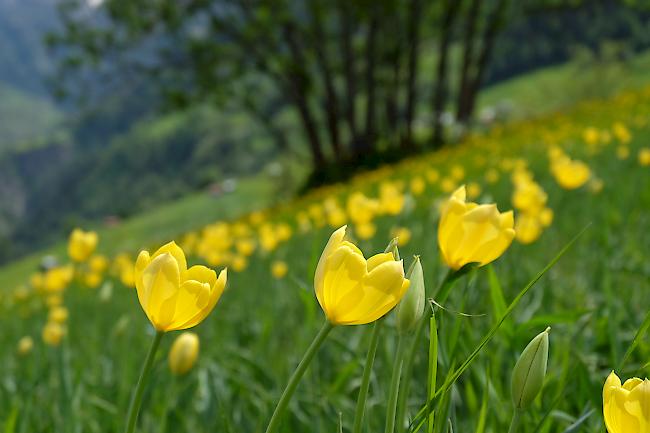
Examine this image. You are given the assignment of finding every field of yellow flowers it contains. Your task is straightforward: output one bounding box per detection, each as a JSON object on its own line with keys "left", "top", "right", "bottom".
{"left": 2, "top": 86, "right": 650, "bottom": 433}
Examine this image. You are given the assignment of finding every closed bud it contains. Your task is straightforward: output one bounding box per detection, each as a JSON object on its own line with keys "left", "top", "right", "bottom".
{"left": 511, "top": 327, "right": 550, "bottom": 410}
{"left": 396, "top": 257, "right": 425, "bottom": 334}
{"left": 169, "top": 332, "right": 200, "bottom": 375}
{"left": 384, "top": 237, "right": 401, "bottom": 260}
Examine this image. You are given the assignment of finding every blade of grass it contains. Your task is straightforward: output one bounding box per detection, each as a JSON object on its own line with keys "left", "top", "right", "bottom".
{"left": 409, "top": 225, "right": 589, "bottom": 432}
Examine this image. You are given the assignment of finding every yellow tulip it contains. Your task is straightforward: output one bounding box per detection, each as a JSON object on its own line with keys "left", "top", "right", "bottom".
{"left": 135, "top": 241, "right": 227, "bottom": 332}
{"left": 314, "top": 226, "right": 410, "bottom": 325}
{"left": 271, "top": 261, "right": 288, "bottom": 279}
{"left": 17, "top": 336, "right": 34, "bottom": 356}
{"left": 616, "top": 145, "right": 630, "bottom": 160}
{"left": 638, "top": 148, "right": 650, "bottom": 166}
{"left": 42, "top": 321, "right": 65, "bottom": 346}
{"left": 550, "top": 157, "right": 591, "bottom": 190}
{"left": 89, "top": 255, "right": 109, "bottom": 273}
{"left": 390, "top": 227, "right": 412, "bottom": 247}
{"left": 68, "top": 229, "right": 99, "bottom": 262}
{"left": 49, "top": 306, "right": 69, "bottom": 324}
{"left": 168, "top": 332, "right": 200, "bottom": 375}
{"left": 515, "top": 214, "right": 542, "bottom": 245}
{"left": 438, "top": 186, "right": 515, "bottom": 270}
{"left": 603, "top": 371, "right": 650, "bottom": 433}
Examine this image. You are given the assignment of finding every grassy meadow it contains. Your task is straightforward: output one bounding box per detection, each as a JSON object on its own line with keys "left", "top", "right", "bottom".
{"left": 2, "top": 81, "right": 650, "bottom": 433}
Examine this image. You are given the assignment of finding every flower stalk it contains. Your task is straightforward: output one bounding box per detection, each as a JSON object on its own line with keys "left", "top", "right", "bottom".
{"left": 352, "top": 321, "right": 383, "bottom": 433}
{"left": 124, "top": 331, "right": 164, "bottom": 433}
{"left": 265, "top": 321, "right": 334, "bottom": 433}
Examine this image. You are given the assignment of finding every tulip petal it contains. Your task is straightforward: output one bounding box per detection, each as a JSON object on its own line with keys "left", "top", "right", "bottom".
{"left": 170, "top": 268, "right": 227, "bottom": 331}
{"left": 314, "top": 226, "right": 346, "bottom": 302}
{"left": 186, "top": 265, "right": 217, "bottom": 287}
{"left": 153, "top": 241, "right": 188, "bottom": 275}
{"left": 319, "top": 245, "right": 366, "bottom": 324}
{"left": 141, "top": 253, "right": 181, "bottom": 330}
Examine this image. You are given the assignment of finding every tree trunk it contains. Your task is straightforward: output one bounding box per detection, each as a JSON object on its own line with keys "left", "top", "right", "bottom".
{"left": 456, "top": 0, "right": 481, "bottom": 123}
{"left": 432, "top": 0, "right": 461, "bottom": 147}
{"left": 403, "top": 0, "right": 422, "bottom": 149}
{"left": 310, "top": 2, "right": 343, "bottom": 160}
{"left": 282, "top": 23, "right": 326, "bottom": 168}
{"left": 339, "top": 0, "right": 358, "bottom": 148}
{"left": 362, "top": 13, "right": 378, "bottom": 153}
{"left": 465, "top": 0, "right": 510, "bottom": 121}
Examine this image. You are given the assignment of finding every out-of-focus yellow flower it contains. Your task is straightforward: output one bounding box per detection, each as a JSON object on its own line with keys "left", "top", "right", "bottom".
{"left": 515, "top": 214, "right": 542, "bottom": 245}
{"left": 121, "top": 266, "right": 135, "bottom": 288}
{"left": 438, "top": 186, "right": 515, "bottom": 270}
{"left": 169, "top": 332, "right": 200, "bottom": 375}
{"left": 617, "top": 145, "right": 630, "bottom": 160}
{"left": 466, "top": 182, "right": 482, "bottom": 199}
{"left": 613, "top": 122, "right": 631, "bottom": 144}
{"left": 638, "top": 148, "right": 650, "bottom": 166}
{"left": 44, "top": 266, "right": 74, "bottom": 293}
{"left": 379, "top": 182, "right": 405, "bottom": 215}
{"left": 46, "top": 294, "right": 63, "bottom": 308}
{"left": 231, "top": 255, "right": 247, "bottom": 272}
{"left": 551, "top": 157, "right": 591, "bottom": 190}
{"left": 84, "top": 272, "right": 103, "bottom": 288}
{"left": 426, "top": 169, "right": 440, "bottom": 184}
{"left": 603, "top": 371, "right": 650, "bottom": 433}
{"left": 314, "top": 226, "right": 409, "bottom": 325}
{"left": 583, "top": 127, "right": 600, "bottom": 145}
{"left": 589, "top": 177, "right": 604, "bottom": 194}
{"left": 390, "top": 227, "right": 412, "bottom": 247}
{"left": 410, "top": 177, "right": 426, "bottom": 196}
{"left": 347, "top": 192, "right": 379, "bottom": 224}
{"left": 539, "top": 207, "right": 554, "bottom": 227}
{"left": 135, "top": 241, "right": 227, "bottom": 332}
{"left": 17, "top": 336, "right": 34, "bottom": 356}
{"left": 440, "top": 177, "right": 457, "bottom": 193}
{"left": 235, "top": 238, "right": 256, "bottom": 256}
{"left": 355, "top": 222, "right": 377, "bottom": 240}
{"left": 30, "top": 273, "right": 44, "bottom": 291}
{"left": 485, "top": 168, "right": 499, "bottom": 184}
{"left": 68, "top": 229, "right": 98, "bottom": 262}
{"left": 450, "top": 165, "right": 465, "bottom": 181}
{"left": 89, "top": 255, "right": 109, "bottom": 273}
{"left": 42, "top": 321, "right": 65, "bottom": 346}
{"left": 271, "top": 261, "right": 288, "bottom": 279}
{"left": 49, "top": 306, "right": 69, "bottom": 324}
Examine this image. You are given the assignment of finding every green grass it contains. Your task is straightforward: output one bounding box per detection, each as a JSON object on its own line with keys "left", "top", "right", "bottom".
{"left": 1, "top": 83, "right": 649, "bottom": 433}
{"left": 479, "top": 50, "right": 650, "bottom": 118}
{"left": 0, "top": 177, "right": 276, "bottom": 291}
{"left": 0, "top": 82, "right": 63, "bottom": 154}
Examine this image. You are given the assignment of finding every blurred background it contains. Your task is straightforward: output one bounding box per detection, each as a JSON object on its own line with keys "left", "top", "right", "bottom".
{"left": 0, "top": 0, "right": 649, "bottom": 263}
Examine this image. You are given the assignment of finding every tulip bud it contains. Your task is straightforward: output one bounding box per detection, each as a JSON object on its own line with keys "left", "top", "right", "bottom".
{"left": 384, "top": 237, "right": 401, "bottom": 260}
{"left": 511, "top": 327, "right": 550, "bottom": 410}
{"left": 169, "top": 332, "right": 200, "bottom": 375}
{"left": 395, "top": 257, "right": 425, "bottom": 334}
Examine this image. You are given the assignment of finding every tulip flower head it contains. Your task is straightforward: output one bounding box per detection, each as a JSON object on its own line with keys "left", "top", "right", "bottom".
{"left": 438, "top": 186, "right": 515, "bottom": 270}
{"left": 135, "top": 241, "right": 227, "bottom": 332}
{"left": 68, "top": 229, "right": 99, "bottom": 262}
{"left": 551, "top": 156, "right": 591, "bottom": 190}
{"left": 603, "top": 371, "right": 650, "bottom": 433}
{"left": 314, "top": 226, "right": 410, "bottom": 325}
{"left": 17, "top": 336, "right": 34, "bottom": 356}
{"left": 169, "top": 332, "right": 200, "bottom": 375}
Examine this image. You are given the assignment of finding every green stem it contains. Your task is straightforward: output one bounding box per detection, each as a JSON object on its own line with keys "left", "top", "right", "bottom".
{"left": 265, "top": 321, "right": 334, "bottom": 433}
{"left": 395, "top": 268, "right": 459, "bottom": 432}
{"left": 385, "top": 336, "right": 406, "bottom": 433}
{"left": 124, "top": 331, "right": 164, "bottom": 433}
{"left": 353, "top": 321, "right": 383, "bottom": 433}
{"left": 507, "top": 409, "right": 521, "bottom": 433}
{"left": 426, "top": 314, "right": 438, "bottom": 433}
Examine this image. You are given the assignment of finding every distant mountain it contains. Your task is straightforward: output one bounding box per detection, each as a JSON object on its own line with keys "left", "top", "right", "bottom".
{"left": 0, "top": 0, "right": 61, "bottom": 97}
